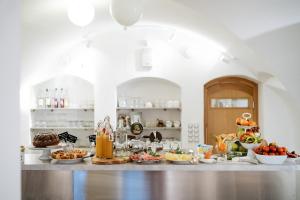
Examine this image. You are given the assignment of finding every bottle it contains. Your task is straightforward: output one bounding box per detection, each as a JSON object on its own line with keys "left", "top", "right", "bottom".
{"left": 37, "top": 89, "right": 45, "bottom": 108}
{"left": 53, "top": 88, "right": 59, "bottom": 108}
{"left": 103, "top": 133, "right": 113, "bottom": 159}
{"left": 59, "top": 88, "right": 64, "bottom": 108}
{"left": 90, "top": 142, "right": 96, "bottom": 155}
{"left": 96, "top": 132, "right": 103, "bottom": 158}
{"left": 64, "top": 89, "right": 69, "bottom": 108}
{"left": 45, "top": 88, "right": 51, "bottom": 108}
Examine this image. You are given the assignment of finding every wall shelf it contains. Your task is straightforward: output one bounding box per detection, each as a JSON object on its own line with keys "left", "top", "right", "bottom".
{"left": 116, "top": 107, "right": 181, "bottom": 111}
{"left": 31, "top": 108, "right": 94, "bottom": 112}
{"left": 117, "top": 127, "right": 181, "bottom": 131}
{"left": 31, "top": 127, "right": 94, "bottom": 130}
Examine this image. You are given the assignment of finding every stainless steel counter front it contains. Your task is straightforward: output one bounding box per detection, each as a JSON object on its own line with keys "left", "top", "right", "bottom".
{"left": 22, "top": 154, "right": 300, "bottom": 200}
{"left": 22, "top": 170, "right": 299, "bottom": 200}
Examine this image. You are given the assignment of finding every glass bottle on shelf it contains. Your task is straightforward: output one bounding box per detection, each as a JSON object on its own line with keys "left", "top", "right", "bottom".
{"left": 64, "top": 89, "right": 69, "bottom": 108}
{"left": 45, "top": 88, "right": 51, "bottom": 108}
{"left": 53, "top": 88, "right": 59, "bottom": 108}
{"left": 37, "top": 89, "right": 45, "bottom": 108}
{"left": 59, "top": 88, "right": 65, "bottom": 108}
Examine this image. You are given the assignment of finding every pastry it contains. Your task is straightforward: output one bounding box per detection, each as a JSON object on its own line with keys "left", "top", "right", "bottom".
{"left": 32, "top": 133, "right": 60, "bottom": 147}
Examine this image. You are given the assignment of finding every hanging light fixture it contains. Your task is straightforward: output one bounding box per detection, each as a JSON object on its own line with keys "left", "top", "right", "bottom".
{"left": 67, "top": 0, "right": 95, "bottom": 27}
{"left": 110, "top": 0, "right": 144, "bottom": 29}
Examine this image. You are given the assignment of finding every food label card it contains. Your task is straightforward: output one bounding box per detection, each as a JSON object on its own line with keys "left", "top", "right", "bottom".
{"left": 58, "top": 132, "right": 69, "bottom": 142}
{"left": 88, "top": 135, "right": 96, "bottom": 143}
{"left": 67, "top": 134, "right": 77, "bottom": 143}
{"left": 58, "top": 132, "right": 78, "bottom": 143}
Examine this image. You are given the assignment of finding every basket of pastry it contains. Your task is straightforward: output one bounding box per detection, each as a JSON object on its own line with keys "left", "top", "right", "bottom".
{"left": 51, "top": 149, "right": 90, "bottom": 164}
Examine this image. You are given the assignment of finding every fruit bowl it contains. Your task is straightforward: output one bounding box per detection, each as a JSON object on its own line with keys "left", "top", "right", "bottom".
{"left": 254, "top": 153, "right": 287, "bottom": 164}
{"left": 240, "top": 142, "right": 261, "bottom": 158}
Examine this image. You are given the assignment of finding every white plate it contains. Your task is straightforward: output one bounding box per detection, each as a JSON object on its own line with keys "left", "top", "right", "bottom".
{"left": 286, "top": 157, "right": 300, "bottom": 162}
{"left": 51, "top": 153, "right": 91, "bottom": 164}
{"left": 52, "top": 158, "right": 84, "bottom": 164}
{"left": 28, "top": 145, "right": 62, "bottom": 150}
{"left": 199, "top": 159, "right": 217, "bottom": 164}
{"left": 167, "top": 160, "right": 192, "bottom": 165}
{"left": 237, "top": 125, "right": 257, "bottom": 129}
{"left": 136, "top": 160, "right": 161, "bottom": 164}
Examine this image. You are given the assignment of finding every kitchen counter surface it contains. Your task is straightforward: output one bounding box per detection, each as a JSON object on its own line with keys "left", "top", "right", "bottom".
{"left": 22, "top": 153, "right": 300, "bottom": 171}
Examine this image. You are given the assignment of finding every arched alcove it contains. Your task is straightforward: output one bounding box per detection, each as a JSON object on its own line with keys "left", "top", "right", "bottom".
{"left": 116, "top": 77, "right": 182, "bottom": 141}
{"left": 28, "top": 75, "right": 95, "bottom": 147}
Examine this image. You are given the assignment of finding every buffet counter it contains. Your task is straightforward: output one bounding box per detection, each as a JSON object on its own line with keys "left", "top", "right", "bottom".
{"left": 23, "top": 153, "right": 300, "bottom": 171}
{"left": 22, "top": 153, "right": 300, "bottom": 200}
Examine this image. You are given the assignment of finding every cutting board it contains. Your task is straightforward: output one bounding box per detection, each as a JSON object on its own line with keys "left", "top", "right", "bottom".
{"left": 92, "top": 156, "right": 129, "bottom": 165}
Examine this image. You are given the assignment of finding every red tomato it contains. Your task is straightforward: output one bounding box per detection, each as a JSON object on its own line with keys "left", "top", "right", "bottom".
{"left": 282, "top": 147, "right": 287, "bottom": 152}
{"left": 270, "top": 146, "right": 277, "bottom": 153}
{"left": 262, "top": 146, "right": 270, "bottom": 153}
{"left": 263, "top": 152, "right": 268, "bottom": 155}
{"left": 277, "top": 147, "right": 283, "bottom": 153}
{"left": 280, "top": 152, "right": 286, "bottom": 155}
{"left": 269, "top": 152, "right": 275, "bottom": 156}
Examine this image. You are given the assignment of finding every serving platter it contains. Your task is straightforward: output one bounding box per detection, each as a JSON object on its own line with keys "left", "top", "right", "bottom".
{"left": 167, "top": 160, "right": 192, "bottom": 165}
{"left": 28, "top": 145, "right": 62, "bottom": 161}
{"left": 135, "top": 160, "right": 162, "bottom": 164}
{"left": 199, "top": 159, "right": 217, "bottom": 164}
{"left": 51, "top": 153, "right": 92, "bottom": 164}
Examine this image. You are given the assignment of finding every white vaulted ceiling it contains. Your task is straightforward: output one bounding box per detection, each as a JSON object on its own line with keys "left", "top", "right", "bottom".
{"left": 22, "top": 0, "right": 300, "bottom": 112}
{"left": 173, "top": 0, "right": 300, "bottom": 40}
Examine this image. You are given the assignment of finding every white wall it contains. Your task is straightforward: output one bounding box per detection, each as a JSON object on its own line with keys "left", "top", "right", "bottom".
{"left": 0, "top": 0, "right": 20, "bottom": 199}
{"left": 20, "top": 27, "right": 300, "bottom": 152}
{"left": 21, "top": 1, "right": 300, "bottom": 152}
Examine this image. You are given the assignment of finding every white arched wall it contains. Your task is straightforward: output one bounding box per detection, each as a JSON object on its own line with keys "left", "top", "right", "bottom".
{"left": 20, "top": 26, "right": 299, "bottom": 151}
{"left": 21, "top": 0, "right": 300, "bottom": 151}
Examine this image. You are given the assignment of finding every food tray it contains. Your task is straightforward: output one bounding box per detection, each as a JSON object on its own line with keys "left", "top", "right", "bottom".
{"left": 167, "top": 160, "right": 192, "bottom": 165}
{"left": 135, "top": 160, "right": 161, "bottom": 164}
{"left": 51, "top": 153, "right": 91, "bottom": 164}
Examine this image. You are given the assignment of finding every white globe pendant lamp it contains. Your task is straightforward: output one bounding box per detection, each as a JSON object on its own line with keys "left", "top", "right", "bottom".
{"left": 67, "top": 0, "right": 95, "bottom": 27}
{"left": 110, "top": 0, "right": 143, "bottom": 29}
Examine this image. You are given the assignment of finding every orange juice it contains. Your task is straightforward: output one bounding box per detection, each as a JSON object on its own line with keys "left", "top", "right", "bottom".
{"left": 96, "top": 134, "right": 102, "bottom": 158}
{"left": 218, "top": 142, "right": 227, "bottom": 154}
{"left": 204, "top": 150, "right": 212, "bottom": 159}
{"left": 105, "top": 140, "right": 113, "bottom": 159}
{"left": 103, "top": 134, "right": 113, "bottom": 159}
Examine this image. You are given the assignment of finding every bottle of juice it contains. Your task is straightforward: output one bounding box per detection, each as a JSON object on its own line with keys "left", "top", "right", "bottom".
{"left": 96, "top": 131, "right": 105, "bottom": 158}
{"left": 104, "top": 133, "right": 113, "bottom": 159}
{"left": 96, "top": 133, "right": 102, "bottom": 158}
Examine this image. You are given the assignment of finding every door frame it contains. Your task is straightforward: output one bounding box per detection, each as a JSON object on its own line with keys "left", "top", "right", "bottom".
{"left": 204, "top": 76, "right": 258, "bottom": 144}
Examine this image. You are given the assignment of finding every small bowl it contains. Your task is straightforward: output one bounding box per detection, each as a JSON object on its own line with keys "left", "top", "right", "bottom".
{"left": 240, "top": 142, "right": 261, "bottom": 150}
{"left": 255, "top": 153, "right": 287, "bottom": 164}
{"left": 240, "top": 142, "right": 261, "bottom": 158}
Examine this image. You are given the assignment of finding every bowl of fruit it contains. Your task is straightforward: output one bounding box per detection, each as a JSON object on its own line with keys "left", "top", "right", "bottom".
{"left": 239, "top": 132, "right": 262, "bottom": 157}
{"left": 253, "top": 143, "right": 288, "bottom": 164}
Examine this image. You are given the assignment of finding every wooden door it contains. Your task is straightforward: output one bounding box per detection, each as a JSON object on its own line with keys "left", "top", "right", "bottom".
{"left": 204, "top": 77, "right": 258, "bottom": 145}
